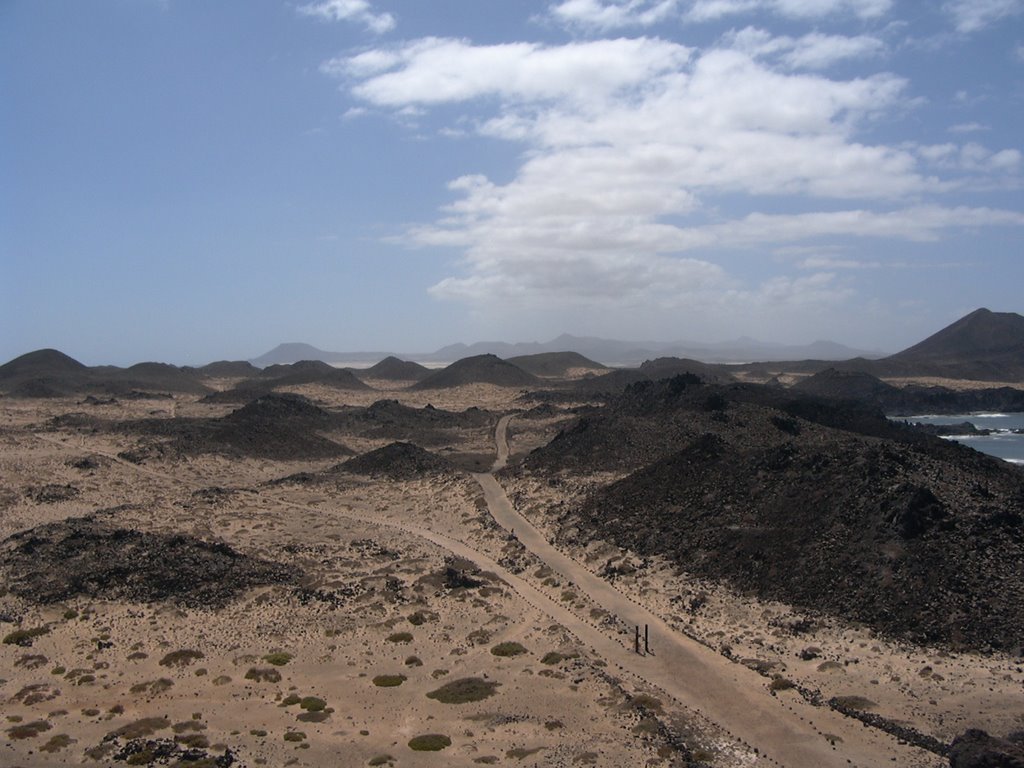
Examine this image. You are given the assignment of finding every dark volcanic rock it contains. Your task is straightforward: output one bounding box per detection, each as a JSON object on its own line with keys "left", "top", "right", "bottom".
{"left": 190, "top": 360, "right": 260, "bottom": 378}
{"left": 203, "top": 360, "right": 370, "bottom": 402}
{"left": 189, "top": 394, "right": 351, "bottom": 459}
{"left": 639, "top": 357, "right": 733, "bottom": 384}
{"left": 122, "top": 393, "right": 352, "bottom": 460}
{"left": 890, "top": 308, "right": 1024, "bottom": 371}
{"left": 411, "top": 354, "right": 538, "bottom": 390}
{"left": 949, "top": 729, "right": 1024, "bottom": 768}
{"left": 334, "top": 399, "right": 493, "bottom": 446}
{"left": 505, "top": 351, "right": 609, "bottom": 378}
{"left": 0, "top": 348, "right": 87, "bottom": 379}
{"left": 793, "top": 368, "right": 1024, "bottom": 416}
{"left": 0, "top": 516, "right": 293, "bottom": 607}
{"left": 527, "top": 377, "right": 1024, "bottom": 651}
{"left": 336, "top": 441, "right": 457, "bottom": 480}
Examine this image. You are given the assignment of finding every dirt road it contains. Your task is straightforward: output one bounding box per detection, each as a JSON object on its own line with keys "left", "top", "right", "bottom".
{"left": 471, "top": 415, "right": 941, "bottom": 768}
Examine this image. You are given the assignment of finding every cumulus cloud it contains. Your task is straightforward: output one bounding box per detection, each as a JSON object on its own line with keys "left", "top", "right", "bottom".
{"left": 915, "top": 142, "right": 1022, "bottom": 173}
{"left": 550, "top": 0, "right": 680, "bottom": 30}
{"left": 944, "top": 0, "right": 1023, "bottom": 33}
{"left": 326, "top": 29, "right": 1023, "bottom": 313}
{"left": 330, "top": 37, "right": 692, "bottom": 107}
{"left": 685, "top": 0, "right": 892, "bottom": 22}
{"left": 724, "top": 27, "right": 886, "bottom": 69}
{"left": 298, "top": 0, "right": 396, "bottom": 34}
{"left": 547, "top": 0, "right": 892, "bottom": 29}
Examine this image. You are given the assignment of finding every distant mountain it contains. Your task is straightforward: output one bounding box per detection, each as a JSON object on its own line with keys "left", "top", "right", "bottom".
{"left": 250, "top": 343, "right": 397, "bottom": 367}
{"left": 249, "top": 334, "right": 879, "bottom": 369}
{"left": 251, "top": 343, "right": 346, "bottom": 367}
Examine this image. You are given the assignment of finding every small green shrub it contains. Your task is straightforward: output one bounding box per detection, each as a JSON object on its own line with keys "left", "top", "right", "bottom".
{"left": 3, "top": 626, "right": 50, "bottom": 647}
{"left": 373, "top": 675, "right": 407, "bottom": 687}
{"left": 39, "top": 733, "right": 74, "bottom": 753}
{"left": 283, "top": 730, "right": 306, "bottom": 742}
{"left": 263, "top": 652, "right": 293, "bottom": 666}
{"left": 404, "top": 655, "right": 422, "bottom": 667}
{"left": 7, "top": 720, "right": 52, "bottom": 739}
{"left": 159, "top": 649, "right": 204, "bottom": 668}
{"left": 245, "top": 667, "right": 282, "bottom": 683}
{"left": 490, "top": 642, "right": 526, "bottom": 658}
{"left": 299, "top": 696, "right": 326, "bottom": 712}
{"left": 386, "top": 632, "right": 413, "bottom": 644}
{"left": 770, "top": 676, "right": 795, "bottom": 691}
{"left": 540, "top": 651, "right": 577, "bottom": 665}
{"left": 426, "top": 677, "right": 499, "bottom": 704}
{"left": 108, "top": 717, "right": 170, "bottom": 739}
{"left": 408, "top": 734, "right": 451, "bottom": 751}
{"left": 368, "top": 755, "right": 393, "bottom": 766}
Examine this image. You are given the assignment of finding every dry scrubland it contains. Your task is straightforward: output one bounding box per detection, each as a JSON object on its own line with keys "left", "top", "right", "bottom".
{"left": 0, "top": 377, "right": 1021, "bottom": 767}
{"left": 0, "top": 384, "right": 732, "bottom": 767}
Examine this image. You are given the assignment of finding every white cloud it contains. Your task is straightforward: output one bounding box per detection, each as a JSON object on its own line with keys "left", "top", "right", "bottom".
{"left": 949, "top": 121, "right": 987, "bottom": 133}
{"left": 549, "top": 0, "right": 680, "bottom": 30}
{"left": 329, "top": 32, "right": 1023, "bottom": 313}
{"left": 915, "top": 142, "right": 1022, "bottom": 173}
{"left": 298, "top": 0, "right": 396, "bottom": 34}
{"left": 547, "top": 0, "right": 892, "bottom": 29}
{"left": 686, "top": 0, "right": 892, "bottom": 22}
{"left": 798, "top": 256, "right": 884, "bottom": 269}
{"left": 944, "top": 0, "right": 1023, "bottom": 33}
{"left": 724, "top": 27, "right": 885, "bottom": 69}
{"left": 333, "top": 37, "right": 692, "bottom": 107}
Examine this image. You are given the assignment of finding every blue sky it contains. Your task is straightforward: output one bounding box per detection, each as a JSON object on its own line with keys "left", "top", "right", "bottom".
{"left": 3, "top": 0, "right": 1022, "bottom": 365}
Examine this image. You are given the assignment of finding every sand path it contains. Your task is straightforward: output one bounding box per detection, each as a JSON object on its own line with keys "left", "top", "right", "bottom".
{"left": 470, "top": 415, "right": 940, "bottom": 768}
{"left": 29, "top": 423, "right": 939, "bottom": 767}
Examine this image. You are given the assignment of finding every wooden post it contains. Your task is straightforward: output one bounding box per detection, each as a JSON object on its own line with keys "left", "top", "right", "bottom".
{"left": 635, "top": 626, "right": 641, "bottom": 654}
{"left": 644, "top": 624, "right": 649, "bottom": 654}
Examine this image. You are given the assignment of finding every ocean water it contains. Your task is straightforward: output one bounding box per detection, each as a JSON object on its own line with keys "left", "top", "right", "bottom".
{"left": 899, "top": 413, "right": 1024, "bottom": 465}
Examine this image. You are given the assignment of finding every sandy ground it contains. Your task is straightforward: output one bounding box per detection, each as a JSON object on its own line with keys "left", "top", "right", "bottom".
{"left": 1, "top": 384, "right": 1021, "bottom": 767}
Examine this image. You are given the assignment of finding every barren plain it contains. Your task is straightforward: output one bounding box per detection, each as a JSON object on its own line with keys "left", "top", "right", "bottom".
{"left": 1, "top": 374, "right": 1022, "bottom": 768}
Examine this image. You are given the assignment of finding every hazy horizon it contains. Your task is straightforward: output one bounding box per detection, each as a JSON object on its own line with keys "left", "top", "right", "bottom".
{"left": 4, "top": 1, "right": 1022, "bottom": 367}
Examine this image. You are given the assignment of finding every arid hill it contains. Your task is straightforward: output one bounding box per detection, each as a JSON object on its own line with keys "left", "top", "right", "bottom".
{"left": 411, "top": 354, "right": 538, "bottom": 390}
{"left": 112, "top": 393, "right": 353, "bottom": 460}
{"left": 0, "top": 348, "right": 88, "bottom": 379}
{"left": 202, "top": 360, "right": 370, "bottom": 402}
{"left": 0, "top": 349, "right": 211, "bottom": 397}
{"left": 890, "top": 307, "right": 1024, "bottom": 368}
{"left": 334, "top": 399, "right": 493, "bottom": 446}
{"left": 639, "top": 356, "right": 734, "bottom": 384}
{"left": 358, "top": 356, "right": 430, "bottom": 381}
{"left": 518, "top": 376, "right": 1024, "bottom": 651}
{"left": 188, "top": 360, "right": 260, "bottom": 378}
{"left": 723, "top": 308, "right": 1024, "bottom": 382}
{"left": 505, "top": 351, "right": 609, "bottom": 378}
{"left": 334, "top": 441, "right": 457, "bottom": 480}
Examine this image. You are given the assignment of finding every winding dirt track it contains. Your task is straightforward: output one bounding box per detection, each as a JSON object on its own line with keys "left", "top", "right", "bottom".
{"left": 471, "top": 415, "right": 940, "bottom": 768}
{"left": 32, "top": 420, "right": 940, "bottom": 767}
